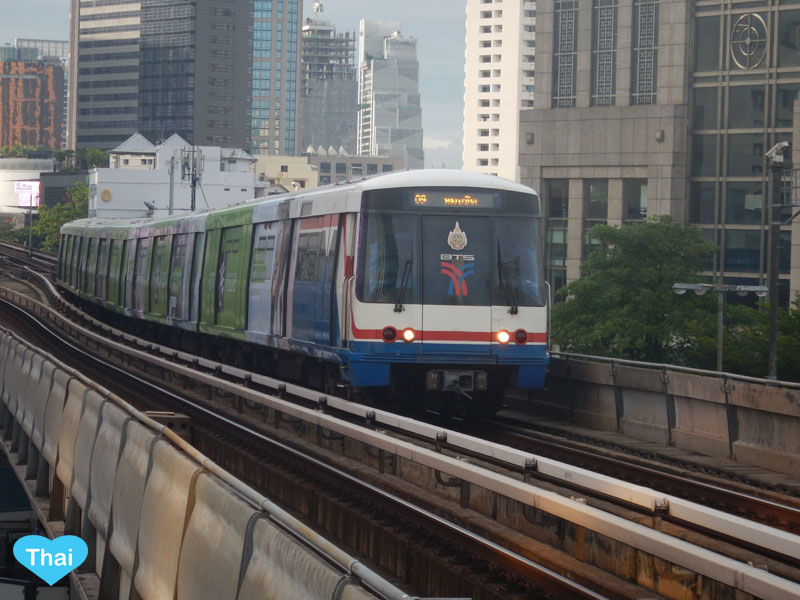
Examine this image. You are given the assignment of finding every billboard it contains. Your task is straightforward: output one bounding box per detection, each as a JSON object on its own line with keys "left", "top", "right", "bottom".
{"left": 15, "top": 181, "right": 40, "bottom": 208}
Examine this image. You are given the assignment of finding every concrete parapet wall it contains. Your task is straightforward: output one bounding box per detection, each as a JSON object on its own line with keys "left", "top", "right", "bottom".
{"left": 529, "top": 356, "right": 800, "bottom": 477}
{"left": 0, "top": 328, "right": 382, "bottom": 600}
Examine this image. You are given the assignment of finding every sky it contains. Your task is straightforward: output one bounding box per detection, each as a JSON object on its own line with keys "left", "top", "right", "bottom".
{"left": 0, "top": 0, "right": 467, "bottom": 169}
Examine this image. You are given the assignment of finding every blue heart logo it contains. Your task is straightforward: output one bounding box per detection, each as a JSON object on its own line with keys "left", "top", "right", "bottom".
{"left": 13, "top": 535, "right": 88, "bottom": 585}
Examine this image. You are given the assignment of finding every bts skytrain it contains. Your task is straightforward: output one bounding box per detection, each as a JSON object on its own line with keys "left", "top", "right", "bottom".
{"left": 59, "top": 170, "right": 549, "bottom": 414}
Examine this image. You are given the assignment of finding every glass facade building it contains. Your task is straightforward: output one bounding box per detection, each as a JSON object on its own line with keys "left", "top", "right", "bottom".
{"left": 519, "top": 0, "right": 799, "bottom": 305}
{"left": 689, "top": 1, "right": 796, "bottom": 305}
{"left": 251, "top": 0, "right": 300, "bottom": 156}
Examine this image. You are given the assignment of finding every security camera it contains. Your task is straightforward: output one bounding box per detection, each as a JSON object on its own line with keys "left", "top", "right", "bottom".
{"left": 766, "top": 141, "right": 789, "bottom": 163}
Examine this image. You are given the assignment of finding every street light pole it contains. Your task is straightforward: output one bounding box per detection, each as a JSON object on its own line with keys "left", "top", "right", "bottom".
{"left": 765, "top": 141, "right": 790, "bottom": 379}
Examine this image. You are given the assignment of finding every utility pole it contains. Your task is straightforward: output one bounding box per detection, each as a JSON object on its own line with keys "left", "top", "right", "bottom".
{"left": 765, "top": 141, "right": 790, "bottom": 379}
{"left": 190, "top": 146, "right": 197, "bottom": 212}
{"left": 168, "top": 154, "right": 175, "bottom": 216}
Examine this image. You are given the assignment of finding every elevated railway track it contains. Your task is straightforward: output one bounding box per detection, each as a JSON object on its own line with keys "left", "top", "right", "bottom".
{"left": 2, "top": 242, "right": 800, "bottom": 599}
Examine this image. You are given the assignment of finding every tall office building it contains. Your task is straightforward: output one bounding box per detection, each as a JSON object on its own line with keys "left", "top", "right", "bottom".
{"left": 9, "top": 39, "right": 68, "bottom": 149}
{"left": 0, "top": 59, "right": 64, "bottom": 148}
{"left": 357, "top": 20, "right": 423, "bottom": 169}
{"left": 68, "top": 0, "right": 256, "bottom": 151}
{"left": 463, "top": 0, "right": 536, "bottom": 181}
{"left": 251, "top": 0, "right": 302, "bottom": 156}
{"left": 519, "top": 0, "right": 799, "bottom": 304}
{"left": 298, "top": 2, "right": 357, "bottom": 156}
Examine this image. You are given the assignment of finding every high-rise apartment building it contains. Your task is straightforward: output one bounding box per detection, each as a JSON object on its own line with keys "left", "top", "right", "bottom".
{"left": 251, "top": 0, "right": 302, "bottom": 156}
{"left": 463, "top": 0, "right": 536, "bottom": 181}
{"left": 357, "top": 20, "right": 423, "bottom": 169}
{"left": 298, "top": 2, "right": 357, "bottom": 156}
{"left": 519, "top": 0, "right": 799, "bottom": 305}
{"left": 0, "top": 59, "right": 64, "bottom": 148}
{"left": 68, "top": 0, "right": 283, "bottom": 152}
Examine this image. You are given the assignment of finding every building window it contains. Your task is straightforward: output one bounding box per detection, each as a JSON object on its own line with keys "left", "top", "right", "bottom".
{"left": 583, "top": 179, "right": 608, "bottom": 258}
{"left": 592, "top": 0, "right": 618, "bottom": 106}
{"left": 631, "top": 0, "right": 658, "bottom": 105}
{"left": 545, "top": 179, "right": 569, "bottom": 298}
{"left": 553, "top": 0, "right": 578, "bottom": 108}
{"left": 623, "top": 179, "right": 648, "bottom": 221}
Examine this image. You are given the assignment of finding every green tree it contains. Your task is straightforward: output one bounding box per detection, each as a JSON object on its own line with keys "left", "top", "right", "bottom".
{"left": 32, "top": 182, "right": 88, "bottom": 252}
{"left": 552, "top": 216, "right": 718, "bottom": 364}
{"left": 710, "top": 300, "right": 800, "bottom": 382}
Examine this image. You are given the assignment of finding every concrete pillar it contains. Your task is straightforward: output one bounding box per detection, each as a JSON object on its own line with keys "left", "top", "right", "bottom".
{"left": 608, "top": 179, "right": 624, "bottom": 225}
{"left": 567, "top": 178, "right": 585, "bottom": 281}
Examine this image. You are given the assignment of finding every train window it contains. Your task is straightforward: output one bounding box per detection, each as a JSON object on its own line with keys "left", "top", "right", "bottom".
{"left": 295, "top": 232, "right": 321, "bottom": 281}
{"left": 357, "top": 213, "right": 420, "bottom": 304}
{"left": 85, "top": 238, "right": 99, "bottom": 296}
{"left": 493, "top": 217, "right": 544, "bottom": 307}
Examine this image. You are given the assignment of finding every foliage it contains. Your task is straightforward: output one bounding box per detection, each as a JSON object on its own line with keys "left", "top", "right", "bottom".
{"left": 0, "top": 144, "right": 50, "bottom": 158}
{"left": 54, "top": 148, "right": 109, "bottom": 171}
{"left": 706, "top": 300, "right": 800, "bottom": 382}
{"left": 551, "top": 216, "right": 718, "bottom": 364}
{"left": 32, "top": 182, "right": 88, "bottom": 252}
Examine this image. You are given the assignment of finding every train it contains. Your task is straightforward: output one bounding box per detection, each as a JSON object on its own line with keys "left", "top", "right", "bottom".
{"left": 58, "top": 170, "right": 549, "bottom": 414}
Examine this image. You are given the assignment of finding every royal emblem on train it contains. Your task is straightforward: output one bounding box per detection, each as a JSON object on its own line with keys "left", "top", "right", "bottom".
{"left": 447, "top": 222, "right": 467, "bottom": 251}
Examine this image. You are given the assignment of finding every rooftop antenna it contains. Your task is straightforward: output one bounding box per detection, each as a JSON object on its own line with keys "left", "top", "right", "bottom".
{"left": 313, "top": 2, "right": 323, "bottom": 15}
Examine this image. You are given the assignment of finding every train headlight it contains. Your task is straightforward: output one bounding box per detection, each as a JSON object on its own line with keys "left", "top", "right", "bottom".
{"left": 402, "top": 328, "right": 416, "bottom": 343}
{"left": 382, "top": 327, "right": 397, "bottom": 343}
{"left": 514, "top": 329, "right": 528, "bottom": 345}
{"left": 496, "top": 330, "right": 510, "bottom": 344}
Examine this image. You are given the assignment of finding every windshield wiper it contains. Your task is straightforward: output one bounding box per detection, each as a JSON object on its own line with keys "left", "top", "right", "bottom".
{"left": 394, "top": 259, "right": 413, "bottom": 312}
{"left": 497, "top": 242, "right": 518, "bottom": 315}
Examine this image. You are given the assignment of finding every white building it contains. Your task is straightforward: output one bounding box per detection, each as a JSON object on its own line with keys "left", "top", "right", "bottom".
{"left": 0, "top": 158, "right": 56, "bottom": 227}
{"left": 357, "top": 21, "right": 424, "bottom": 170}
{"left": 89, "top": 133, "right": 256, "bottom": 219}
{"left": 462, "top": 0, "right": 536, "bottom": 181}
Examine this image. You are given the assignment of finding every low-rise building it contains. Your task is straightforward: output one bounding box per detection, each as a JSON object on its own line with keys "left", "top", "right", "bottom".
{"left": 0, "top": 157, "right": 56, "bottom": 227}
{"left": 89, "top": 133, "right": 255, "bottom": 219}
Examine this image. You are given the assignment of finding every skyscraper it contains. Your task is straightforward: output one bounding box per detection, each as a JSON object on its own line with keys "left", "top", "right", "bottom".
{"left": 357, "top": 20, "right": 423, "bottom": 169}
{"left": 462, "top": 0, "right": 536, "bottom": 181}
{"left": 251, "top": 0, "right": 302, "bottom": 156}
{"left": 298, "top": 2, "right": 357, "bottom": 156}
{"left": 69, "top": 0, "right": 300, "bottom": 152}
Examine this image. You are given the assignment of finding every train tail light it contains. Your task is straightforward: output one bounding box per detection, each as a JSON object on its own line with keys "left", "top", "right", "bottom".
{"left": 402, "top": 328, "right": 416, "bottom": 342}
{"left": 475, "top": 371, "right": 488, "bottom": 390}
{"left": 426, "top": 371, "right": 442, "bottom": 390}
{"left": 514, "top": 329, "right": 528, "bottom": 345}
{"left": 496, "top": 330, "right": 510, "bottom": 344}
{"left": 382, "top": 327, "right": 397, "bottom": 343}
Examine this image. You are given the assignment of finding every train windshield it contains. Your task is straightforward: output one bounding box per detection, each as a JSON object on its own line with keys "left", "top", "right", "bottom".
{"left": 357, "top": 190, "right": 544, "bottom": 308}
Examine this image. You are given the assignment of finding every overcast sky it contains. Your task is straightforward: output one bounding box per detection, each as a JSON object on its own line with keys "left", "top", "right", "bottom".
{"left": 0, "top": 0, "right": 466, "bottom": 168}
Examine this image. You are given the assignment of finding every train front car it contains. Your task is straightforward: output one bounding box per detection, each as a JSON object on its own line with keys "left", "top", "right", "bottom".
{"left": 345, "top": 171, "right": 549, "bottom": 414}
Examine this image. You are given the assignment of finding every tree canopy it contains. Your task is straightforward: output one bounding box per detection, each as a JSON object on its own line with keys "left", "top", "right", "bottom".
{"left": 32, "top": 182, "right": 89, "bottom": 252}
{"left": 551, "top": 216, "right": 718, "bottom": 364}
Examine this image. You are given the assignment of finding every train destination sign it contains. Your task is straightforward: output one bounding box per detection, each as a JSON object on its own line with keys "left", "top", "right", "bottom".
{"left": 405, "top": 190, "right": 498, "bottom": 209}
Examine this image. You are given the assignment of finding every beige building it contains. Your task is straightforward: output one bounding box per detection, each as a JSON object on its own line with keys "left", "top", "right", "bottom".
{"left": 518, "top": 0, "right": 800, "bottom": 306}
{"left": 463, "top": 0, "right": 537, "bottom": 180}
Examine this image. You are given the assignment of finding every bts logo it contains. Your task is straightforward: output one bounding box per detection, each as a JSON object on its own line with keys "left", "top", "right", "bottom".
{"left": 441, "top": 262, "right": 475, "bottom": 296}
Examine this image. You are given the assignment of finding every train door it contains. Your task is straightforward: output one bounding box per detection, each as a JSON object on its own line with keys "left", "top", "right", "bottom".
{"left": 189, "top": 232, "right": 205, "bottom": 324}
{"left": 288, "top": 216, "right": 325, "bottom": 342}
{"left": 97, "top": 239, "right": 110, "bottom": 301}
{"left": 247, "top": 222, "right": 279, "bottom": 336}
{"left": 168, "top": 233, "right": 192, "bottom": 320}
{"left": 215, "top": 226, "right": 246, "bottom": 330}
{"left": 421, "top": 216, "right": 492, "bottom": 352}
